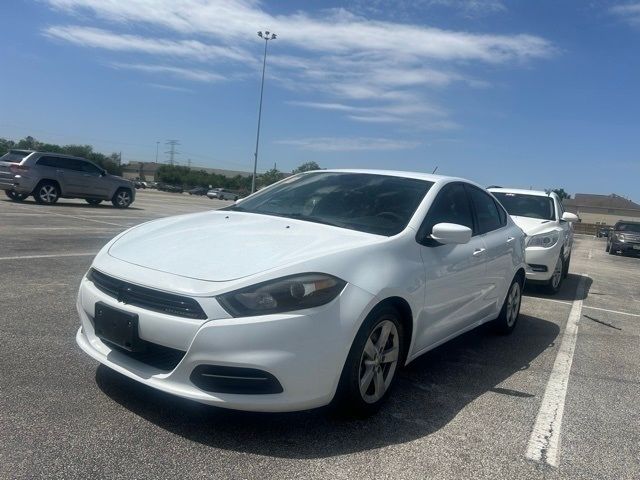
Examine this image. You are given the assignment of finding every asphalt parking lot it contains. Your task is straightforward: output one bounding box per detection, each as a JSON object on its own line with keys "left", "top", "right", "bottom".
{"left": 1, "top": 191, "right": 638, "bottom": 480}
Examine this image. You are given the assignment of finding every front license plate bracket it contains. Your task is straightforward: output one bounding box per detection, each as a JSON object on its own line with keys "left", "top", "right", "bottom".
{"left": 94, "top": 302, "right": 145, "bottom": 352}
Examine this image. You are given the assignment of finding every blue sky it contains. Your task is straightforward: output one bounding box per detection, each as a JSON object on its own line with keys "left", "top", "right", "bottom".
{"left": 1, "top": 0, "right": 639, "bottom": 199}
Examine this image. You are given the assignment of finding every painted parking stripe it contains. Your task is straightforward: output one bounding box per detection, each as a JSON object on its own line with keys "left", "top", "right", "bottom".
{"left": 525, "top": 274, "right": 588, "bottom": 467}
{"left": 531, "top": 296, "right": 640, "bottom": 318}
{"left": 0, "top": 252, "right": 97, "bottom": 261}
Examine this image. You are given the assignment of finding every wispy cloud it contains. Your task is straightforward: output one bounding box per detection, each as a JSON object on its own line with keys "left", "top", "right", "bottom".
{"left": 111, "top": 63, "right": 225, "bottom": 82}
{"left": 147, "top": 83, "right": 194, "bottom": 93}
{"left": 275, "top": 137, "right": 421, "bottom": 151}
{"left": 43, "top": 0, "right": 554, "bottom": 128}
{"left": 610, "top": 3, "right": 640, "bottom": 26}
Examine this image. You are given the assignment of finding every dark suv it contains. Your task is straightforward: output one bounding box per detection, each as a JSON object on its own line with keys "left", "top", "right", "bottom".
{"left": 607, "top": 221, "right": 640, "bottom": 255}
{"left": 0, "top": 150, "right": 135, "bottom": 208}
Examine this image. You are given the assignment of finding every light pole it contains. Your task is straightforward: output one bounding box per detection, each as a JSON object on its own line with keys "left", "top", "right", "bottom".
{"left": 251, "top": 30, "right": 277, "bottom": 193}
{"left": 155, "top": 141, "right": 159, "bottom": 163}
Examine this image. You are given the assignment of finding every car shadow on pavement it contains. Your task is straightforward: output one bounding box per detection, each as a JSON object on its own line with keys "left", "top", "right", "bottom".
{"left": 95, "top": 314, "right": 559, "bottom": 459}
{"left": 524, "top": 273, "right": 592, "bottom": 302}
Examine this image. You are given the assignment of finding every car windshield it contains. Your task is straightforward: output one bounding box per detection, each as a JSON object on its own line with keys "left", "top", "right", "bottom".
{"left": 617, "top": 223, "right": 640, "bottom": 233}
{"left": 492, "top": 192, "right": 555, "bottom": 220}
{"left": 224, "top": 172, "right": 434, "bottom": 236}
{"left": 0, "top": 150, "right": 31, "bottom": 163}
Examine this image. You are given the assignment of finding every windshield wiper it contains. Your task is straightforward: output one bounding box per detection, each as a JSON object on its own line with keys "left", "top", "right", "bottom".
{"left": 284, "top": 213, "right": 343, "bottom": 228}
{"left": 223, "top": 205, "right": 246, "bottom": 212}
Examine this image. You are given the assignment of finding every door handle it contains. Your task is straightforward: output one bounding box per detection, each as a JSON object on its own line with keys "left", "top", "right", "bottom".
{"left": 507, "top": 237, "right": 515, "bottom": 243}
{"left": 472, "top": 248, "right": 486, "bottom": 256}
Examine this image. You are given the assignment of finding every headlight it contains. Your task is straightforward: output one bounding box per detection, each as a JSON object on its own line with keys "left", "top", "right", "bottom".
{"left": 527, "top": 231, "right": 559, "bottom": 248}
{"left": 615, "top": 233, "right": 625, "bottom": 242}
{"left": 217, "top": 273, "right": 346, "bottom": 317}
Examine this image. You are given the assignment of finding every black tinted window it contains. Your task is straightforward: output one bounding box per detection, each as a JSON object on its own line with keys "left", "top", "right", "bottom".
{"left": 225, "top": 172, "right": 433, "bottom": 236}
{"left": 37, "top": 156, "right": 62, "bottom": 168}
{"left": 495, "top": 199, "right": 507, "bottom": 226}
{"left": 616, "top": 223, "right": 640, "bottom": 233}
{"left": 78, "top": 161, "right": 102, "bottom": 175}
{"left": 421, "top": 183, "right": 473, "bottom": 236}
{"left": 0, "top": 150, "right": 31, "bottom": 163}
{"left": 468, "top": 187, "right": 503, "bottom": 234}
{"left": 492, "top": 192, "right": 555, "bottom": 221}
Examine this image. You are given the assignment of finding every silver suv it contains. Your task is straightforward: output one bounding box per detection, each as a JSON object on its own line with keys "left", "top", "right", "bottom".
{"left": 0, "top": 150, "right": 135, "bottom": 208}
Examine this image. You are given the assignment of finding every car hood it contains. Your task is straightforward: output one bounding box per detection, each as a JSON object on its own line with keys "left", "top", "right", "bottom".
{"left": 107, "top": 211, "right": 381, "bottom": 282}
{"left": 511, "top": 215, "right": 557, "bottom": 235}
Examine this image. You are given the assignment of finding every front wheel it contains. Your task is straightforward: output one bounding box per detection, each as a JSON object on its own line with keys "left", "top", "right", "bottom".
{"left": 112, "top": 188, "right": 132, "bottom": 208}
{"left": 5, "top": 190, "right": 29, "bottom": 202}
{"left": 334, "top": 305, "right": 404, "bottom": 417}
{"left": 494, "top": 276, "right": 523, "bottom": 334}
{"left": 544, "top": 254, "right": 564, "bottom": 294}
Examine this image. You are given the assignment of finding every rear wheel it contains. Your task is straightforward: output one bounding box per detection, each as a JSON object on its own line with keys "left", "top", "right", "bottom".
{"left": 5, "top": 190, "right": 29, "bottom": 202}
{"left": 34, "top": 181, "right": 60, "bottom": 205}
{"left": 85, "top": 198, "right": 102, "bottom": 206}
{"left": 544, "top": 254, "right": 564, "bottom": 294}
{"left": 494, "top": 276, "right": 523, "bottom": 334}
{"left": 112, "top": 188, "right": 132, "bottom": 208}
{"left": 334, "top": 305, "right": 404, "bottom": 417}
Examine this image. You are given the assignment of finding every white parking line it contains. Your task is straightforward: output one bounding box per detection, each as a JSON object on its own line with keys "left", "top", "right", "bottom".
{"left": 530, "top": 296, "right": 640, "bottom": 318}
{"left": 0, "top": 252, "right": 97, "bottom": 261}
{"left": 526, "top": 274, "right": 588, "bottom": 467}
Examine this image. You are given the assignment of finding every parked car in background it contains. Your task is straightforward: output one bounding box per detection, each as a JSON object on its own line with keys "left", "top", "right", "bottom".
{"left": 607, "top": 221, "right": 640, "bottom": 255}
{"left": 489, "top": 188, "right": 578, "bottom": 294}
{"left": 134, "top": 180, "right": 147, "bottom": 189}
{"left": 0, "top": 150, "right": 135, "bottom": 208}
{"left": 188, "top": 186, "right": 209, "bottom": 196}
{"left": 76, "top": 170, "right": 526, "bottom": 416}
{"left": 157, "top": 183, "right": 184, "bottom": 193}
{"left": 207, "top": 188, "right": 238, "bottom": 200}
{"left": 596, "top": 226, "right": 612, "bottom": 238}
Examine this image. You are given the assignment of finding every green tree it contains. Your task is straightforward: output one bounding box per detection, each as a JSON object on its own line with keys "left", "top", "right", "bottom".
{"left": 258, "top": 167, "right": 285, "bottom": 187}
{"left": 552, "top": 188, "right": 570, "bottom": 200}
{"left": 292, "top": 161, "right": 320, "bottom": 174}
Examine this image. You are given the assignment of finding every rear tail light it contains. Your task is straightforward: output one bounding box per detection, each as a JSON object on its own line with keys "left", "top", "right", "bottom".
{"left": 9, "top": 164, "right": 30, "bottom": 174}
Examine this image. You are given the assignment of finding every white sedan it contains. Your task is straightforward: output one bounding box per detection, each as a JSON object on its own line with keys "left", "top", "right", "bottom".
{"left": 76, "top": 170, "right": 526, "bottom": 415}
{"left": 489, "top": 188, "right": 579, "bottom": 294}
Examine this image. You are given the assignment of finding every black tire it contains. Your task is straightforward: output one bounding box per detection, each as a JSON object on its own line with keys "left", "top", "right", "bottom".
{"left": 85, "top": 199, "right": 103, "bottom": 206}
{"left": 609, "top": 244, "right": 617, "bottom": 255}
{"left": 112, "top": 188, "right": 133, "bottom": 209}
{"left": 562, "top": 253, "right": 571, "bottom": 279}
{"left": 494, "top": 275, "right": 523, "bottom": 335}
{"left": 544, "top": 254, "right": 564, "bottom": 294}
{"left": 605, "top": 242, "right": 610, "bottom": 252}
{"left": 333, "top": 305, "right": 405, "bottom": 417}
{"left": 33, "top": 181, "right": 60, "bottom": 205}
{"left": 5, "top": 190, "right": 29, "bottom": 202}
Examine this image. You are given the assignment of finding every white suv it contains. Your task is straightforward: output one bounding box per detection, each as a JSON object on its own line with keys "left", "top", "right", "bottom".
{"left": 489, "top": 188, "right": 579, "bottom": 294}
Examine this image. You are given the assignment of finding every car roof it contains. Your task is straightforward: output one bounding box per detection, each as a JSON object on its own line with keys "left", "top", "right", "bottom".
{"left": 31, "top": 151, "right": 88, "bottom": 160}
{"left": 615, "top": 220, "right": 640, "bottom": 226}
{"left": 314, "top": 169, "right": 471, "bottom": 185}
{"left": 488, "top": 187, "right": 556, "bottom": 198}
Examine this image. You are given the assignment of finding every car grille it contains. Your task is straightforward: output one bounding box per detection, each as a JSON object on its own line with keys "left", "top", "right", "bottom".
{"left": 623, "top": 233, "right": 640, "bottom": 243}
{"left": 109, "top": 340, "right": 186, "bottom": 371}
{"left": 88, "top": 269, "right": 207, "bottom": 320}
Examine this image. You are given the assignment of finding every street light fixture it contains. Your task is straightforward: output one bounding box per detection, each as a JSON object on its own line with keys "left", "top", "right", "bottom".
{"left": 251, "top": 30, "right": 277, "bottom": 193}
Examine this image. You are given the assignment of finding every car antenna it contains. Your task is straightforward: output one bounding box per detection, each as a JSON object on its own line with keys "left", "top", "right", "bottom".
{"left": 432, "top": 166, "right": 438, "bottom": 174}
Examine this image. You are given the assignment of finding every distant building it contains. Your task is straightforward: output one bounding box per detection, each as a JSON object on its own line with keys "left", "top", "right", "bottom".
{"left": 120, "top": 162, "right": 251, "bottom": 182}
{"left": 563, "top": 193, "right": 640, "bottom": 225}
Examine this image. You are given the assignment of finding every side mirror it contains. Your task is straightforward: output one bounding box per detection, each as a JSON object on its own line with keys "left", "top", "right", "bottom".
{"left": 101, "top": 169, "right": 107, "bottom": 177}
{"left": 561, "top": 212, "right": 579, "bottom": 223}
{"left": 431, "top": 223, "right": 472, "bottom": 245}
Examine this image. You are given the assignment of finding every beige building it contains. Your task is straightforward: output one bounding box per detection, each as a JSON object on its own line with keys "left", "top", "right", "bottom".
{"left": 563, "top": 193, "right": 640, "bottom": 226}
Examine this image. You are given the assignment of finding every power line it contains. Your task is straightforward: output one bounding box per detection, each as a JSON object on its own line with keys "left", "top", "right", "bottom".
{"left": 165, "top": 139, "right": 180, "bottom": 166}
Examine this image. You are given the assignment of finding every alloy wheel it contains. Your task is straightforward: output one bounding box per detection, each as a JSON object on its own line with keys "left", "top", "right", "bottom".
{"left": 116, "top": 191, "right": 131, "bottom": 207}
{"left": 39, "top": 185, "right": 58, "bottom": 204}
{"left": 551, "top": 257, "right": 563, "bottom": 289}
{"left": 358, "top": 320, "right": 400, "bottom": 404}
{"left": 506, "top": 281, "right": 521, "bottom": 327}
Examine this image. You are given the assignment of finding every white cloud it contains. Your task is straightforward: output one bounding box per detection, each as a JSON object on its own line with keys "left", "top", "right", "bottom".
{"left": 42, "top": 0, "right": 554, "bottom": 127}
{"left": 610, "top": 3, "right": 640, "bottom": 26}
{"left": 147, "top": 83, "right": 194, "bottom": 93}
{"left": 111, "top": 63, "right": 225, "bottom": 82}
{"left": 275, "top": 137, "right": 420, "bottom": 151}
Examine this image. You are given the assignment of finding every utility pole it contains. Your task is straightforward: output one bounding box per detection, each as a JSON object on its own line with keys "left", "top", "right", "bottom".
{"left": 251, "top": 30, "right": 277, "bottom": 194}
{"left": 155, "top": 141, "right": 160, "bottom": 164}
{"left": 187, "top": 158, "right": 192, "bottom": 168}
{"left": 165, "top": 140, "right": 180, "bottom": 166}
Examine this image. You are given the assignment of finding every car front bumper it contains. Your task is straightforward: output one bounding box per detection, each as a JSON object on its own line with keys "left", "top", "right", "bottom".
{"left": 524, "top": 242, "right": 563, "bottom": 282}
{"left": 610, "top": 241, "right": 640, "bottom": 254}
{"left": 76, "top": 276, "right": 376, "bottom": 412}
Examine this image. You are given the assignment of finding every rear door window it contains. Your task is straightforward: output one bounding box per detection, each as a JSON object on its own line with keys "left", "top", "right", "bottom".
{"left": 467, "top": 186, "right": 503, "bottom": 234}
